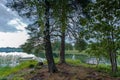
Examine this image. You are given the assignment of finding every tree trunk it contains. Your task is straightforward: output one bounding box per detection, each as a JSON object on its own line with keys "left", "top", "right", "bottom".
{"left": 109, "top": 31, "right": 117, "bottom": 73}
{"left": 109, "top": 51, "right": 117, "bottom": 73}
{"left": 44, "top": 0, "right": 58, "bottom": 73}
{"left": 59, "top": 32, "right": 66, "bottom": 64}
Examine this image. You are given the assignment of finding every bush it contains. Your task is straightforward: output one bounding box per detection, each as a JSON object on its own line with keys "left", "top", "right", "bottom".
{"left": 95, "top": 64, "right": 111, "bottom": 73}
{"left": 0, "top": 77, "right": 7, "bottom": 80}
{"left": 111, "top": 71, "right": 120, "bottom": 77}
{"left": 28, "top": 64, "right": 35, "bottom": 68}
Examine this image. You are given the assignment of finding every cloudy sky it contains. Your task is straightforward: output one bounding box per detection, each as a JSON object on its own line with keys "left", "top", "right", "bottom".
{"left": 0, "top": 0, "right": 29, "bottom": 47}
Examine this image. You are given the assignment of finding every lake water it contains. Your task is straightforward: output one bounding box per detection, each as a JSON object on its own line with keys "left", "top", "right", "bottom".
{"left": 0, "top": 52, "right": 45, "bottom": 67}
{"left": 37, "top": 52, "right": 111, "bottom": 65}
{"left": 0, "top": 52, "right": 111, "bottom": 67}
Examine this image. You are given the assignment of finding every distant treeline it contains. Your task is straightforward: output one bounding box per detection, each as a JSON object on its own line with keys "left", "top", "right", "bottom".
{"left": 0, "top": 47, "right": 23, "bottom": 52}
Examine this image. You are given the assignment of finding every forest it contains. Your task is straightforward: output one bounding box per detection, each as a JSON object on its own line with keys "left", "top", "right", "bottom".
{"left": 0, "top": 0, "right": 120, "bottom": 80}
{"left": 0, "top": 47, "right": 22, "bottom": 52}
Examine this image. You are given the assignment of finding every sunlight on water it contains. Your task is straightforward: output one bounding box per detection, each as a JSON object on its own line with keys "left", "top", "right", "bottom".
{"left": 0, "top": 52, "right": 37, "bottom": 67}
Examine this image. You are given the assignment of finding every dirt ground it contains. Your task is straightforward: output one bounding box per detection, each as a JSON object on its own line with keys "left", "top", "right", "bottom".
{"left": 21, "top": 64, "right": 120, "bottom": 80}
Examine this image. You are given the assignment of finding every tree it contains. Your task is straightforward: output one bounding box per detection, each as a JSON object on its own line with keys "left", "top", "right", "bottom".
{"left": 75, "top": 39, "right": 87, "bottom": 52}
{"left": 65, "top": 43, "right": 73, "bottom": 50}
{"left": 86, "top": 0, "right": 120, "bottom": 73}
{"left": 20, "top": 38, "right": 44, "bottom": 57}
{"left": 20, "top": 21, "right": 44, "bottom": 56}
{"left": 52, "top": 0, "right": 91, "bottom": 64}
{"left": 52, "top": 0, "right": 72, "bottom": 64}
{"left": 43, "top": 0, "right": 58, "bottom": 72}
{"left": 52, "top": 41, "right": 61, "bottom": 51}
{"left": 85, "top": 42, "right": 108, "bottom": 66}
{"left": 52, "top": 41, "right": 73, "bottom": 51}
{"left": 7, "top": 0, "right": 58, "bottom": 73}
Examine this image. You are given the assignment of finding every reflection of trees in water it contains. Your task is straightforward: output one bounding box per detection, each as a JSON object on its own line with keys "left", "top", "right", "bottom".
{"left": 0, "top": 54, "right": 20, "bottom": 67}
{"left": 65, "top": 54, "right": 110, "bottom": 65}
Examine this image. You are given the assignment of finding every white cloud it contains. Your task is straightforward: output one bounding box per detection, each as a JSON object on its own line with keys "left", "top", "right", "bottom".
{"left": 0, "top": 0, "right": 29, "bottom": 47}
{"left": 0, "top": 0, "right": 28, "bottom": 32}
{"left": 0, "top": 31, "right": 29, "bottom": 48}
{"left": 8, "top": 18, "right": 27, "bottom": 31}
{"left": 0, "top": 0, "right": 7, "bottom": 4}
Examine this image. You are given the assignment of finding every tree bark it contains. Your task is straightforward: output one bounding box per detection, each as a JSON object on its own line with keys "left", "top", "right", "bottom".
{"left": 44, "top": 0, "right": 58, "bottom": 73}
{"left": 59, "top": 32, "right": 66, "bottom": 64}
{"left": 109, "top": 30, "right": 118, "bottom": 73}
{"left": 109, "top": 51, "right": 117, "bottom": 73}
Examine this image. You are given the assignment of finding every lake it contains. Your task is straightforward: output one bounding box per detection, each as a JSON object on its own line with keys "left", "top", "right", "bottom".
{"left": 0, "top": 52, "right": 111, "bottom": 67}
{"left": 0, "top": 52, "right": 44, "bottom": 67}
{"left": 38, "top": 52, "right": 111, "bottom": 65}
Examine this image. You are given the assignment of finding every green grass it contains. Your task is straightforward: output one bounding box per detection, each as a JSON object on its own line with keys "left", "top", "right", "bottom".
{"left": 44, "top": 58, "right": 82, "bottom": 66}
{"left": 66, "top": 59, "right": 82, "bottom": 65}
{"left": 0, "top": 58, "right": 75, "bottom": 79}
{"left": 65, "top": 50, "right": 80, "bottom": 54}
{"left": 53, "top": 58, "right": 120, "bottom": 77}
{"left": 53, "top": 50, "right": 80, "bottom": 55}
{"left": 1, "top": 57, "right": 120, "bottom": 79}
{"left": 0, "top": 60, "right": 37, "bottom": 79}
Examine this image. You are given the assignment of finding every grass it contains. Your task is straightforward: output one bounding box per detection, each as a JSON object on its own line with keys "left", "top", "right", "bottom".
{"left": 53, "top": 50, "right": 81, "bottom": 54}
{"left": 43, "top": 58, "right": 82, "bottom": 65}
{"left": 0, "top": 60, "right": 37, "bottom": 79}
{"left": 54, "top": 58, "right": 120, "bottom": 77}
{"left": 1, "top": 57, "right": 120, "bottom": 80}
{"left": 66, "top": 59, "right": 82, "bottom": 65}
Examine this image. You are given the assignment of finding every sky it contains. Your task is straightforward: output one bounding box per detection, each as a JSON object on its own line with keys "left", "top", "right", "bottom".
{"left": 0, "top": 0, "right": 29, "bottom": 48}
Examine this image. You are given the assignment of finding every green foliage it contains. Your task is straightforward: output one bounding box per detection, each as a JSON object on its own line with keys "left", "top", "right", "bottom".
{"left": 52, "top": 41, "right": 73, "bottom": 51}
{"left": 85, "top": 0, "right": 120, "bottom": 73}
{"left": 52, "top": 41, "right": 61, "bottom": 51}
{"left": 85, "top": 0, "right": 120, "bottom": 49}
{"left": 20, "top": 39, "right": 44, "bottom": 56}
{"left": 85, "top": 42, "right": 108, "bottom": 58}
{"left": 75, "top": 39, "right": 87, "bottom": 52}
{"left": 111, "top": 72, "right": 120, "bottom": 77}
{"left": 95, "top": 64, "right": 111, "bottom": 73}
{"left": 95, "top": 65, "right": 120, "bottom": 77}
{"left": 52, "top": 0, "right": 71, "bottom": 32}
{"left": 110, "top": 70, "right": 120, "bottom": 77}
{"left": 28, "top": 64, "right": 35, "bottom": 68}
{"left": 79, "top": 18, "right": 87, "bottom": 26}
{"left": 0, "top": 77, "right": 7, "bottom": 80}
{"left": 65, "top": 43, "right": 73, "bottom": 50}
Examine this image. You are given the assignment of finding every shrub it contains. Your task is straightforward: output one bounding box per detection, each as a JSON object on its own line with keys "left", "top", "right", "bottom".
{"left": 28, "top": 64, "right": 35, "bottom": 68}
{"left": 0, "top": 77, "right": 7, "bottom": 80}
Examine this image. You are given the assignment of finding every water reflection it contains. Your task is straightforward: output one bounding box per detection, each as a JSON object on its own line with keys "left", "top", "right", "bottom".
{"left": 0, "top": 52, "right": 38, "bottom": 67}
